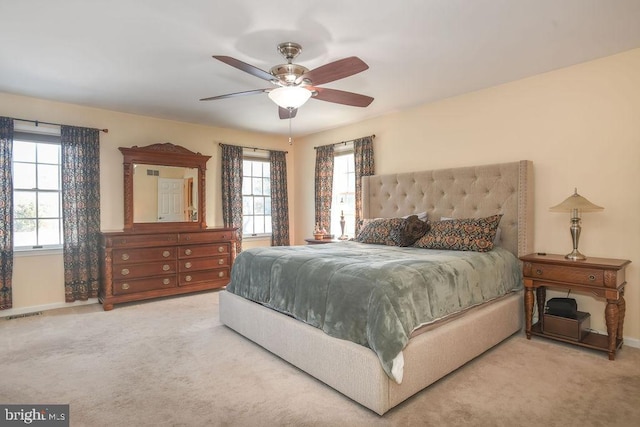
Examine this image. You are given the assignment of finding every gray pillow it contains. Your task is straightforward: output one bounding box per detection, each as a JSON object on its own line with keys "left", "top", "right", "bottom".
{"left": 390, "top": 215, "right": 430, "bottom": 247}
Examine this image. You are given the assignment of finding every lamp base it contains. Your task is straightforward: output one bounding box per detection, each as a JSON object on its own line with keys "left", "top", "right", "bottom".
{"left": 338, "top": 235, "right": 349, "bottom": 240}
{"left": 565, "top": 249, "right": 587, "bottom": 261}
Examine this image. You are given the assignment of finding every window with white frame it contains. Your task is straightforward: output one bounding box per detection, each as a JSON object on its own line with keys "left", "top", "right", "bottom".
{"left": 330, "top": 152, "right": 356, "bottom": 238}
{"left": 242, "top": 158, "right": 272, "bottom": 237}
{"left": 12, "top": 131, "right": 63, "bottom": 249}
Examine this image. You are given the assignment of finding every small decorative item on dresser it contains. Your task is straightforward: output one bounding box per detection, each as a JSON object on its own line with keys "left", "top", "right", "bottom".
{"left": 313, "top": 223, "right": 324, "bottom": 240}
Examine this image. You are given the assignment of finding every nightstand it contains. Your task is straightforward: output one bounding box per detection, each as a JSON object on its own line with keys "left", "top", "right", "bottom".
{"left": 520, "top": 253, "right": 631, "bottom": 360}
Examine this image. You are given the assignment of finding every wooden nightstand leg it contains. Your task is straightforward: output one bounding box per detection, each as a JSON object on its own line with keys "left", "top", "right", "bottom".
{"left": 524, "top": 285, "right": 534, "bottom": 339}
{"left": 536, "top": 287, "right": 546, "bottom": 330}
{"left": 617, "top": 292, "right": 626, "bottom": 342}
{"left": 605, "top": 300, "right": 620, "bottom": 360}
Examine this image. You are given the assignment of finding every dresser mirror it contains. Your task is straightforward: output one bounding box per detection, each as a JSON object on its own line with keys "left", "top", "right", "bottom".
{"left": 120, "top": 143, "right": 211, "bottom": 231}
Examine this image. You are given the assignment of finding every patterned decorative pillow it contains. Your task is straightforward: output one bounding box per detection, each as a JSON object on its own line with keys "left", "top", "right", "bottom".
{"left": 413, "top": 214, "right": 503, "bottom": 252}
{"left": 354, "top": 217, "right": 405, "bottom": 245}
{"left": 441, "top": 216, "right": 502, "bottom": 246}
{"left": 390, "top": 215, "right": 430, "bottom": 247}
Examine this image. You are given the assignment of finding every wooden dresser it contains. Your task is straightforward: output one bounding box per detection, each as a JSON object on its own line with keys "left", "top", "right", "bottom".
{"left": 99, "top": 228, "right": 236, "bottom": 310}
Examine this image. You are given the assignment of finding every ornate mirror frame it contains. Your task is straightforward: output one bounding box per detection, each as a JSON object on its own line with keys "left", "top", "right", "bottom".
{"left": 120, "top": 142, "right": 211, "bottom": 231}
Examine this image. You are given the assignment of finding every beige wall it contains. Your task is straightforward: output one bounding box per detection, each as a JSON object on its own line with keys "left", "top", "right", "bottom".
{"left": 295, "top": 48, "right": 640, "bottom": 342}
{"left": 0, "top": 93, "right": 293, "bottom": 310}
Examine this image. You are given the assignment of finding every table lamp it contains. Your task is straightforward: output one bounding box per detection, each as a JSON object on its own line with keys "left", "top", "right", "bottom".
{"left": 549, "top": 188, "right": 603, "bottom": 260}
{"left": 339, "top": 197, "right": 348, "bottom": 240}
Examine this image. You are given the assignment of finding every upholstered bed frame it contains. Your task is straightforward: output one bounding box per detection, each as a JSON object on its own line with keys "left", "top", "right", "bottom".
{"left": 220, "top": 160, "right": 534, "bottom": 415}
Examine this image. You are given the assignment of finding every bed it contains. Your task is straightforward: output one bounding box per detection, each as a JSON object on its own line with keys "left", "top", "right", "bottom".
{"left": 219, "top": 160, "right": 534, "bottom": 415}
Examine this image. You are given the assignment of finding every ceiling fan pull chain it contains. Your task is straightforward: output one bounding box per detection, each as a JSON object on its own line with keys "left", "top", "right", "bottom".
{"left": 288, "top": 114, "right": 293, "bottom": 145}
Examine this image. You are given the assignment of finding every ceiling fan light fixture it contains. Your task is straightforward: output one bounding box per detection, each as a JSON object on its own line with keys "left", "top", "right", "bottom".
{"left": 268, "top": 86, "right": 311, "bottom": 109}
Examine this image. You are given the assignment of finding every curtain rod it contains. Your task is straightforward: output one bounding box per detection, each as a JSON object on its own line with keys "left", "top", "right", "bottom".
{"left": 13, "top": 117, "right": 109, "bottom": 133}
{"left": 313, "top": 134, "right": 375, "bottom": 150}
{"left": 218, "top": 142, "right": 288, "bottom": 154}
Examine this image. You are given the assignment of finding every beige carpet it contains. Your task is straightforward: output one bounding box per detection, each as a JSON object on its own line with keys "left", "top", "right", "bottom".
{"left": 1, "top": 290, "right": 639, "bottom": 427}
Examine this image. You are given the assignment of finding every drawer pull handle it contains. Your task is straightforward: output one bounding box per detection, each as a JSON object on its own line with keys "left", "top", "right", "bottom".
{"left": 535, "top": 269, "right": 543, "bottom": 275}
{"left": 218, "top": 258, "right": 224, "bottom": 265}
{"left": 121, "top": 253, "right": 130, "bottom": 261}
{"left": 218, "top": 271, "right": 225, "bottom": 278}
{"left": 186, "top": 236, "right": 191, "bottom": 241}
{"left": 185, "top": 262, "right": 192, "bottom": 269}
{"left": 588, "top": 274, "right": 596, "bottom": 282}
{"left": 121, "top": 283, "right": 130, "bottom": 290}
{"left": 162, "top": 250, "right": 170, "bottom": 258}
{"left": 218, "top": 246, "right": 225, "bottom": 253}
{"left": 185, "top": 275, "right": 192, "bottom": 282}
{"left": 121, "top": 268, "right": 130, "bottom": 276}
{"left": 162, "top": 264, "right": 170, "bottom": 271}
{"left": 163, "top": 278, "right": 170, "bottom": 285}
{"left": 185, "top": 249, "right": 192, "bottom": 256}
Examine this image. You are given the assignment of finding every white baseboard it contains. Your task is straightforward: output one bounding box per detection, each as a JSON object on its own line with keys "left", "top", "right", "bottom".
{"left": 1, "top": 299, "right": 99, "bottom": 319}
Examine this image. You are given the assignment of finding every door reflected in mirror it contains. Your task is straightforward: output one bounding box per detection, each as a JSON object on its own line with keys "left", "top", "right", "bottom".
{"left": 133, "top": 164, "right": 198, "bottom": 223}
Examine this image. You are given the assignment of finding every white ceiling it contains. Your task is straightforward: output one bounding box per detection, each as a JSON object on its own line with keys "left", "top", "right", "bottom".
{"left": 1, "top": 0, "right": 640, "bottom": 137}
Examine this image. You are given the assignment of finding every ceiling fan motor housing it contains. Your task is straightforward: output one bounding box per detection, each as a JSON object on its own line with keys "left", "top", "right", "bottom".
{"left": 270, "top": 63, "right": 309, "bottom": 85}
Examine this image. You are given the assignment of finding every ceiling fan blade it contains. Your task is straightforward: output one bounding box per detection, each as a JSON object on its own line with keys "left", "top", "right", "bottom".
{"left": 300, "top": 57, "right": 369, "bottom": 86}
{"left": 279, "top": 107, "right": 297, "bottom": 119}
{"left": 213, "top": 55, "right": 274, "bottom": 82}
{"left": 199, "top": 89, "right": 268, "bottom": 101}
{"left": 312, "top": 87, "right": 374, "bottom": 107}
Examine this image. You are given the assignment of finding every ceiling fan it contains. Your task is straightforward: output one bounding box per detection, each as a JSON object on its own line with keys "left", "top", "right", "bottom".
{"left": 200, "top": 42, "right": 374, "bottom": 119}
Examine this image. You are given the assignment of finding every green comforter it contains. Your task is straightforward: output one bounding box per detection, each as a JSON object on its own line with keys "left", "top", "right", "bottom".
{"left": 227, "top": 242, "right": 522, "bottom": 383}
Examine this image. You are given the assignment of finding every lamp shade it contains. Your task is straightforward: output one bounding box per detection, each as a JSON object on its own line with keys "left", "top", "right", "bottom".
{"left": 268, "top": 86, "right": 312, "bottom": 109}
{"left": 549, "top": 188, "right": 604, "bottom": 213}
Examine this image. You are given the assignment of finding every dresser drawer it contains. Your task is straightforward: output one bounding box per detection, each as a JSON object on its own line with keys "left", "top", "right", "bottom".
{"left": 108, "top": 233, "right": 179, "bottom": 248}
{"left": 179, "top": 256, "right": 229, "bottom": 272}
{"left": 112, "top": 261, "right": 177, "bottom": 280}
{"left": 179, "top": 231, "right": 233, "bottom": 244}
{"left": 179, "top": 244, "right": 229, "bottom": 258}
{"left": 113, "top": 276, "right": 176, "bottom": 295}
{"left": 528, "top": 263, "right": 604, "bottom": 286}
{"left": 179, "top": 268, "right": 229, "bottom": 286}
{"left": 112, "top": 247, "right": 176, "bottom": 264}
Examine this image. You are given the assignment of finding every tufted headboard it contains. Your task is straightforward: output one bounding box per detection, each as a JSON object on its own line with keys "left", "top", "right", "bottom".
{"left": 362, "top": 160, "right": 534, "bottom": 257}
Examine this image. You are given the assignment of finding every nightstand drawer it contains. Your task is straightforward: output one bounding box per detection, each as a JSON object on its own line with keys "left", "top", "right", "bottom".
{"left": 529, "top": 263, "right": 603, "bottom": 286}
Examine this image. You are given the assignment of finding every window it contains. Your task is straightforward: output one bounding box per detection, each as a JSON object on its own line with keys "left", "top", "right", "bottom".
{"left": 242, "top": 158, "right": 272, "bottom": 236}
{"left": 12, "top": 133, "right": 63, "bottom": 249}
{"left": 330, "top": 152, "right": 356, "bottom": 238}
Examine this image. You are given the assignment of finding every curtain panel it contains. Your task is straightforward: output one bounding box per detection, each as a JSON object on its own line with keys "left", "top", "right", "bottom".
{"left": 221, "top": 144, "right": 244, "bottom": 254}
{"left": 354, "top": 136, "right": 375, "bottom": 227}
{"left": 61, "top": 126, "right": 101, "bottom": 303}
{"left": 314, "top": 145, "right": 334, "bottom": 234}
{"left": 0, "top": 117, "right": 14, "bottom": 310}
{"left": 269, "top": 150, "right": 290, "bottom": 246}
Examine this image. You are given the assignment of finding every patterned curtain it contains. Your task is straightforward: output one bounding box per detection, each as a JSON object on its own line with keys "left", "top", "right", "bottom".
{"left": 269, "top": 150, "right": 290, "bottom": 246}
{"left": 221, "top": 144, "right": 244, "bottom": 254}
{"left": 61, "top": 126, "right": 101, "bottom": 302}
{"left": 354, "top": 136, "right": 375, "bottom": 226}
{"left": 314, "top": 145, "right": 334, "bottom": 234}
{"left": 0, "top": 117, "right": 14, "bottom": 310}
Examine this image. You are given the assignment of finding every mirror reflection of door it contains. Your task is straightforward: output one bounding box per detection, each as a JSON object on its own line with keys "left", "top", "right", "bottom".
{"left": 157, "top": 178, "right": 184, "bottom": 222}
